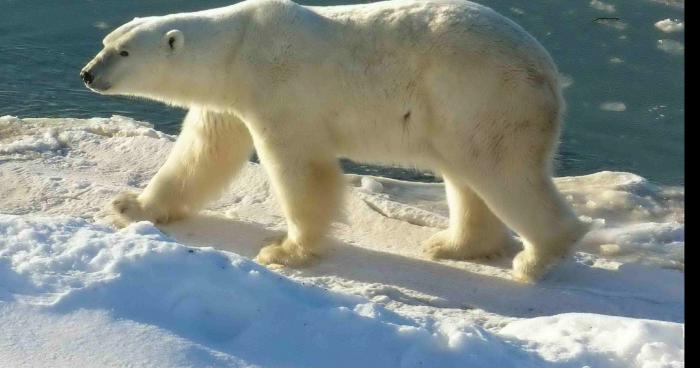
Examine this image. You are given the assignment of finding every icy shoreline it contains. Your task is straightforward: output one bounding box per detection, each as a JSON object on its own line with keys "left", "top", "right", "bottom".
{"left": 0, "top": 116, "right": 684, "bottom": 367}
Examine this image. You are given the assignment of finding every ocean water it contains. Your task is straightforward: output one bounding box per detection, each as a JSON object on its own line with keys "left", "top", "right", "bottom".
{"left": 0, "top": 0, "right": 684, "bottom": 184}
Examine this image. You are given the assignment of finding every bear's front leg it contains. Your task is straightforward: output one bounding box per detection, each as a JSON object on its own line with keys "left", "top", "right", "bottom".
{"left": 107, "top": 108, "right": 253, "bottom": 227}
{"left": 253, "top": 147, "right": 343, "bottom": 267}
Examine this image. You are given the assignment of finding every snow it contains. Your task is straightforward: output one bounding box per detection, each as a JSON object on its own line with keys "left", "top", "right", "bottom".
{"left": 0, "top": 116, "right": 685, "bottom": 367}
{"left": 657, "top": 39, "right": 685, "bottom": 55}
{"left": 655, "top": 19, "right": 684, "bottom": 33}
{"left": 93, "top": 21, "right": 110, "bottom": 30}
{"left": 600, "top": 102, "right": 627, "bottom": 112}
{"left": 3, "top": 216, "right": 531, "bottom": 367}
{"left": 648, "top": 0, "right": 683, "bottom": 9}
{"left": 0, "top": 129, "right": 63, "bottom": 155}
{"left": 590, "top": 0, "right": 616, "bottom": 13}
{"left": 501, "top": 314, "right": 684, "bottom": 367}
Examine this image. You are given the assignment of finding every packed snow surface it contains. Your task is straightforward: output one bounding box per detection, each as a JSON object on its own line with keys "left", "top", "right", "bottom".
{"left": 0, "top": 116, "right": 685, "bottom": 367}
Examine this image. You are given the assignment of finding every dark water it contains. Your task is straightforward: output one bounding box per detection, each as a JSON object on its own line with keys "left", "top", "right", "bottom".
{"left": 0, "top": 0, "right": 684, "bottom": 184}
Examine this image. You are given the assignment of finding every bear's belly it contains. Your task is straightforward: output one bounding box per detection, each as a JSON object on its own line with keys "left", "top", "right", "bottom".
{"left": 327, "top": 112, "right": 444, "bottom": 169}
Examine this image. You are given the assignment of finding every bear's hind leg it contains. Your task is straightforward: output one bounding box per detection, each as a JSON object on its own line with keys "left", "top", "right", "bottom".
{"left": 254, "top": 153, "right": 343, "bottom": 268}
{"left": 109, "top": 107, "right": 253, "bottom": 227}
{"left": 423, "top": 175, "right": 513, "bottom": 261}
{"left": 465, "top": 168, "right": 590, "bottom": 282}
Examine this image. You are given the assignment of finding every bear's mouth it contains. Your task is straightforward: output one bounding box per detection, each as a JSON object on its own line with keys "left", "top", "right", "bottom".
{"left": 85, "top": 80, "right": 112, "bottom": 93}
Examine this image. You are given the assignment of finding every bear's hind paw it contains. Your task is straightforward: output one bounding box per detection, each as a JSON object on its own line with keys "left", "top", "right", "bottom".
{"left": 254, "top": 237, "right": 319, "bottom": 268}
{"left": 423, "top": 230, "right": 509, "bottom": 261}
{"left": 511, "top": 250, "right": 565, "bottom": 283}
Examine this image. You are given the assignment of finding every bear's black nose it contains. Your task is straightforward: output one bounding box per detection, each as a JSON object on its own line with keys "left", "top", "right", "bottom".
{"left": 80, "top": 70, "right": 94, "bottom": 85}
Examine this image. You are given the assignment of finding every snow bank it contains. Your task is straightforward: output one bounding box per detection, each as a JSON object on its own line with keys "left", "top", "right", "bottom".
{"left": 501, "top": 314, "right": 684, "bottom": 367}
{"left": 0, "top": 116, "right": 685, "bottom": 367}
{"left": 0, "top": 215, "right": 683, "bottom": 368}
{"left": 0, "top": 128, "right": 63, "bottom": 155}
{"left": 1, "top": 215, "right": 538, "bottom": 367}
{"left": 0, "top": 115, "right": 169, "bottom": 153}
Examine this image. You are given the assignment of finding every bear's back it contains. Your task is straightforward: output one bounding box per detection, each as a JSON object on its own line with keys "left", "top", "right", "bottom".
{"left": 306, "top": 0, "right": 555, "bottom": 74}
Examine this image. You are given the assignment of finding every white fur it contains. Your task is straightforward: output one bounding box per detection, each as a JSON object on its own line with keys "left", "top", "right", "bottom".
{"left": 85, "top": 0, "right": 589, "bottom": 282}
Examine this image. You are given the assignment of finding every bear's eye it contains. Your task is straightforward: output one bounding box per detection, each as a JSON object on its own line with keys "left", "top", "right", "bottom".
{"left": 119, "top": 50, "right": 129, "bottom": 57}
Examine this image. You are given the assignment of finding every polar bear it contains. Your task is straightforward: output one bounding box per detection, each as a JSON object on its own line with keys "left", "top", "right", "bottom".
{"left": 81, "top": 0, "right": 589, "bottom": 282}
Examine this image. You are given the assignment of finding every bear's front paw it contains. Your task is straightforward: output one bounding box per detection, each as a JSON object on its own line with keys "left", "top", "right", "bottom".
{"left": 107, "top": 191, "right": 178, "bottom": 228}
{"left": 254, "top": 237, "right": 318, "bottom": 268}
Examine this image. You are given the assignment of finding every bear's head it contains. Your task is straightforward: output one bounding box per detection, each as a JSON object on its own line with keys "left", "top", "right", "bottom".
{"left": 81, "top": 17, "right": 191, "bottom": 104}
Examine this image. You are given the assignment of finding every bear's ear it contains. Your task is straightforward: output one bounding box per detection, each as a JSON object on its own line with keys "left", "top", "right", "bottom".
{"left": 163, "top": 30, "right": 184, "bottom": 53}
